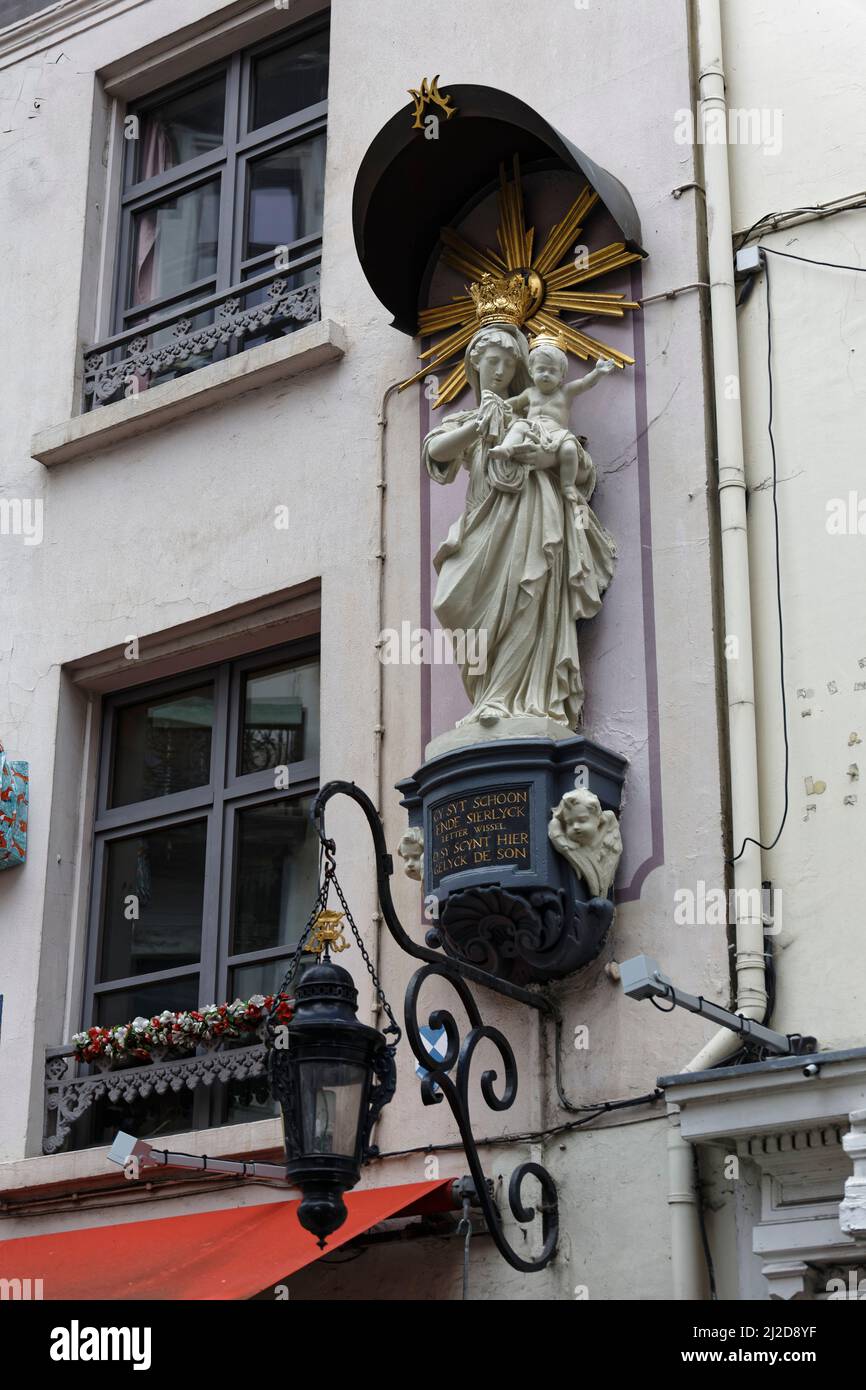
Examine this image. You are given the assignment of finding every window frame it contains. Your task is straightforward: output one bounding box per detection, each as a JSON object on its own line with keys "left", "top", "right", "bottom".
{"left": 112, "top": 14, "right": 329, "bottom": 339}
{"left": 82, "top": 636, "right": 321, "bottom": 1046}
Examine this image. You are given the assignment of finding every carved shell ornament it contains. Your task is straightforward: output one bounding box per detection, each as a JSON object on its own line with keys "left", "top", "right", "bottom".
{"left": 399, "top": 154, "right": 642, "bottom": 407}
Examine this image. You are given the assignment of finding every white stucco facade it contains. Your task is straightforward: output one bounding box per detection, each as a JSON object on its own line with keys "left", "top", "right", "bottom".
{"left": 0, "top": 0, "right": 863, "bottom": 1304}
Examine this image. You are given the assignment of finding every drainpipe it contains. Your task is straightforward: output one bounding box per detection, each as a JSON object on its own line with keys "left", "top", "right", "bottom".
{"left": 667, "top": 1106, "right": 709, "bottom": 1299}
{"left": 368, "top": 381, "right": 401, "bottom": 1024}
{"left": 665, "top": 0, "right": 770, "bottom": 1301}
{"left": 686, "top": 0, "right": 768, "bottom": 1072}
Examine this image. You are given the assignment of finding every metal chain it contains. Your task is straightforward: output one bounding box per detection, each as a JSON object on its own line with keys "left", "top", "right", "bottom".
{"left": 265, "top": 842, "right": 333, "bottom": 1030}
{"left": 328, "top": 867, "right": 402, "bottom": 1042}
{"left": 268, "top": 824, "right": 401, "bottom": 1044}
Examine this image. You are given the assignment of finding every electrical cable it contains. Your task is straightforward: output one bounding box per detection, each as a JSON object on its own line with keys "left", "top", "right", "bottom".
{"left": 373, "top": 1089, "right": 664, "bottom": 1162}
{"left": 729, "top": 244, "right": 866, "bottom": 864}
{"left": 728, "top": 250, "right": 789, "bottom": 863}
{"left": 733, "top": 192, "right": 866, "bottom": 253}
{"left": 762, "top": 247, "right": 866, "bottom": 274}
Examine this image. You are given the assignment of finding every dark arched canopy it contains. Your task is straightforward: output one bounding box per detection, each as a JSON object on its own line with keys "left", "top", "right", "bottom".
{"left": 352, "top": 83, "right": 645, "bottom": 335}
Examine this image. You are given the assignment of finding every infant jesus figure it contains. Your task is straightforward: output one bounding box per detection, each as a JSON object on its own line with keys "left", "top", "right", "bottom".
{"left": 487, "top": 340, "right": 616, "bottom": 501}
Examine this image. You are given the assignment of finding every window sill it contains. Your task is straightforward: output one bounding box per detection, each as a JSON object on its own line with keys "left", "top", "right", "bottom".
{"left": 31, "top": 318, "right": 347, "bottom": 468}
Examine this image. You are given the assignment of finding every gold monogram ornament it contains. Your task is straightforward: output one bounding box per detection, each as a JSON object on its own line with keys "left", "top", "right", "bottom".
{"left": 304, "top": 910, "right": 349, "bottom": 955}
{"left": 408, "top": 76, "right": 458, "bottom": 130}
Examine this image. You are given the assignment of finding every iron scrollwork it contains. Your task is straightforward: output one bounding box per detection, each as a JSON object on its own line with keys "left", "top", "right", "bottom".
{"left": 404, "top": 961, "right": 558, "bottom": 1272}
{"left": 312, "top": 780, "right": 561, "bottom": 1273}
{"left": 309, "top": 778, "right": 561, "bottom": 1273}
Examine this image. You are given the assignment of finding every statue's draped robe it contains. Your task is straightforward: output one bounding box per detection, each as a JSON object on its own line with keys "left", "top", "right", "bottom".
{"left": 424, "top": 406, "right": 616, "bottom": 727}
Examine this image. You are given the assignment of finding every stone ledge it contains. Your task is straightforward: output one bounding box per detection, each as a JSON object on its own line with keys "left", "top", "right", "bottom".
{"left": 0, "top": 1117, "right": 284, "bottom": 1200}
{"left": 31, "top": 317, "right": 347, "bottom": 467}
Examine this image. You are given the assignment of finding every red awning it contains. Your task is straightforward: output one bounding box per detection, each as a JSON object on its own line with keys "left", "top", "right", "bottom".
{"left": 0, "top": 1179, "right": 452, "bottom": 1300}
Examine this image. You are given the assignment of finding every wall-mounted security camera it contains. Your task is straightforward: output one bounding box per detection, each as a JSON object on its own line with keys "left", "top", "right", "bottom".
{"left": 618, "top": 954, "right": 817, "bottom": 1059}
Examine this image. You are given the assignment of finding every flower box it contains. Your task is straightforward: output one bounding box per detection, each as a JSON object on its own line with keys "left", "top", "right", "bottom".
{"left": 72, "top": 993, "right": 293, "bottom": 1070}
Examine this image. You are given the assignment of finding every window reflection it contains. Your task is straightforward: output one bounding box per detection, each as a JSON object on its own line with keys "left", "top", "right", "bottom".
{"left": 231, "top": 797, "right": 318, "bottom": 954}
{"left": 240, "top": 659, "right": 319, "bottom": 774}
{"left": 99, "top": 823, "right": 206, "bottom": 981}
{"left": 112, "top": 685, "right": 214, "bottom": 807}
{"left": 250, "top": 31, "right": 329, "bottom": 131}
{"left": 245, "top": 134, "right": 325, "bottom": 259}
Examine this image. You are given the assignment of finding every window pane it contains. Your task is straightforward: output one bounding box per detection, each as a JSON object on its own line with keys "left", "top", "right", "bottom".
{"left": 94, "top": 974, "right": 200, "bottom": 1027}
{"left": 111, "top": 684, "right": 214, "bottom": 807}
{"left": 250, "top": 31, "right": 329, "bottom": 131}
{"left": 231, "top": 960, "right": 282, "bottom": 997}
{"left": 99, "top": 822, "right": 207, "bottom": 981}
{"left": 240, "top": 658, "right": 319, "bottom": 774}
{"left": 231, "top": 797, "right": 318, "bottom": 955}
{"left": 244, "top": 133, "right": 325, "bottom": 259}
{"left": 131, "top": 178, "right": 220, "bottom": 307}
{"left": 135, "top": 75, "right": 226, "bottom": 180}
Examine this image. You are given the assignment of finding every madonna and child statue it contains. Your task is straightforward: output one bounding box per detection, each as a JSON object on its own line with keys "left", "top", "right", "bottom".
{"left": 397, "top": 270, "right": 629, "bottom": 984}
{"left": 423, "top": 271, "right": 617, "bottom": 736}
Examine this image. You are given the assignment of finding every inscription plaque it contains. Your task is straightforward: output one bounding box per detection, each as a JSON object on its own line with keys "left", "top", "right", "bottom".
{"left": 429, "top": 785, "right": 532, "bottom": 886}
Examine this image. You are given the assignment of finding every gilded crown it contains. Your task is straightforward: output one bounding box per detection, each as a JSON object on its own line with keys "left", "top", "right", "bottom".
{"left": 528, "top": 329, "right": 567, "bottom": 353}
{"left": 469, "top": 272, "right": 532, "bottom": 327}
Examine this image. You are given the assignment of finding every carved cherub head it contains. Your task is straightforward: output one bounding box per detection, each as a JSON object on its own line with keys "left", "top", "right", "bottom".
{"left": 397, "top": 825, "right": 424, "bottom": 881}
{"left": 548, "top": 789, "right": 623, "bottom": 899}
{"left": 553, "top": 789, "right": 605, "bottom": 846}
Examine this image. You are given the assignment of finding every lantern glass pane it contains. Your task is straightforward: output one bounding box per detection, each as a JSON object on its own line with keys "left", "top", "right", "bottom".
{"left": 298, "top": 1061, "right": 366, "bottom": 1158}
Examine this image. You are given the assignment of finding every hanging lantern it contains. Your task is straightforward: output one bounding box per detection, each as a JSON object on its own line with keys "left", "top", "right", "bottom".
{"left": 269, "top": 911, "right": 396, "bottom": 1247}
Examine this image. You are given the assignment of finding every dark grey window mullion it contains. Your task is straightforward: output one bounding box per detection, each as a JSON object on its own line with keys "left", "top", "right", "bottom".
{"left": 217, "top": 53, "right": 242, "bottom": 295}
{"left": 92, "top": 963, "right": 201, "bottom": 995}
{"left": 224, "top": 761, "right": 319, "bottom": 800}
{"left": 94, "top": 801, "right": 214, "bottom": 843}
{"left": 226, "top": 945, "right": 296, "bottom": 970}
{"left": 94, "top": 783, "right": 215, "bottom": 835}
{"left": 80, "top": 834, "right": 108, "bottom": 1031}
{"left": 235, "top": 101, "right": 328, "bottom": 157}
{"left": 215, "top": 796, "right": 238, "bottom": 1009}
{"left": 191, "top": 658, "right": 229, "bottom": 1132}
{"left": 198, "top": 661, "right": 230, "bottom": 1011}
{"left": 121, "top": 276, "right": 217, "bottom": 325}
{"left": 96, "top": 695, "right": 115, "bottom": 821}
{"left": 122, "top": 146, "right": 228, "bottom": 207}
{"left": 239, "top": 231, "right": 322, "bottom": 275}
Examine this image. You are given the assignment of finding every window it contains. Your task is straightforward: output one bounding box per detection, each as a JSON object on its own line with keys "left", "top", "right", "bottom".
{"left": 84, "top": 18, "right": 329, "bottom": 409}
{"left": 76, "top": 642, "right": 320, "bottom": 1144}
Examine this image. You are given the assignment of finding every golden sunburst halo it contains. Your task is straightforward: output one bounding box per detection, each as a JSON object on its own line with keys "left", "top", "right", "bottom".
{"left": 399, "top": 155, "right": 642, "bottom": 408}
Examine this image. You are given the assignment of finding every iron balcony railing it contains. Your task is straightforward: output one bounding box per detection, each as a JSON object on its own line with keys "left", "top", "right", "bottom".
{"left": 43, "top": 1040, "right": 270, "bottom": 1154}
{"left": 82, "top": 245, "right": 322, "bottom": 412}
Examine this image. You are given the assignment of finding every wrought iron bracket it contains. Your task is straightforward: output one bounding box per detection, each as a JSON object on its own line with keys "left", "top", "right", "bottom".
{"left": 312, "top": 780, "right": 560, "bottom": 1272}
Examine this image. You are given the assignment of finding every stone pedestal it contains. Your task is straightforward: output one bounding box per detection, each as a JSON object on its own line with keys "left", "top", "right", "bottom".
{"left": 396, "top": 734, "right": 627, "bottom": 985}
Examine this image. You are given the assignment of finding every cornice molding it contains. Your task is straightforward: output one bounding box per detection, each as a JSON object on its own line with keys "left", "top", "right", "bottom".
{"left": 0, "top": 0, "right": 149, "bottom": 68}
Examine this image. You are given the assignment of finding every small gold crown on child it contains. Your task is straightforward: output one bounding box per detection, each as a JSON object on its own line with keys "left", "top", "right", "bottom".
{"left": 469, "top": 272, "right": 532, "bottom": 327}
{"left": 528, "top": 329, "right": 568, "bottom": 353}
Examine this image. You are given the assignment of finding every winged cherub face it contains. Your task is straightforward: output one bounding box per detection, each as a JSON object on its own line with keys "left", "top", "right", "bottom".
{"left": 559, "top": 791, "right": 603, "bottom": 846}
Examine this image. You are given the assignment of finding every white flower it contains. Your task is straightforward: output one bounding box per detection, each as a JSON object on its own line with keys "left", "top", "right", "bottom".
{"left": 132, "top": 1016, "right": 149, "bottom": 1031}
{"left": 249, "top": 995, "right": 266, "bottom": 1008}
